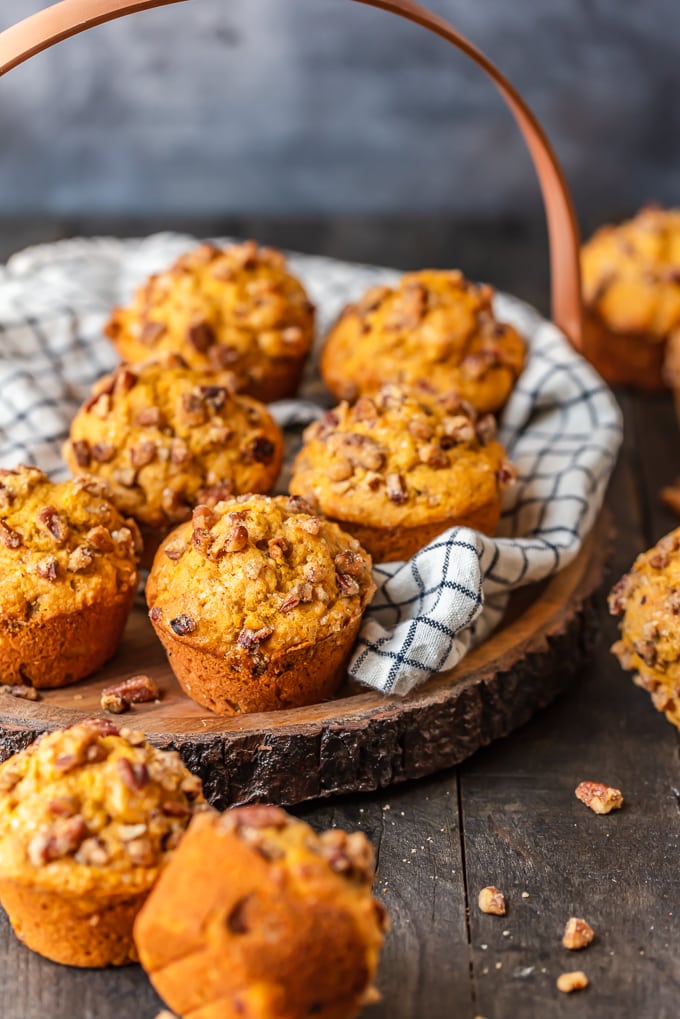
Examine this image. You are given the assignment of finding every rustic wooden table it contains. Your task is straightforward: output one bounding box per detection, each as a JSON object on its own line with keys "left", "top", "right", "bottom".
{"left": 0, "top": 218, "right": 678, "bottom": 1019}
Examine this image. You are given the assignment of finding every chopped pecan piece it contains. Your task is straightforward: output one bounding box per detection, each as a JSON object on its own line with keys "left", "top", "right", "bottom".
{"left": 318, "top": 829, "right": 375, "bottom": 883}
{"left": 170, "top": 614, "right": 197, "bottom": 637}
{"left": 556, "top": 971, "right": 589, "bottom": 994}
{"left": 476, "top": 414, "right": 497, "bottom": 443}
{"left": 35, "top": 556, "right": 58, "bottom": 581}
{"left": 441, "top": 415, "right": 476, "bottom": 446}
{"left": 70, "top": 439, "right": 92, "bottom": 467}
{"left": 419, "top": 443, "right": 450, "bottom": 469}
{"left": 161, "top": 488, "right": 192, "bottom": 523}
{"left": 608, "top": 572, "right": 638, "bottom": 615}
{"left": 113, "top": 467, "right": 137, "bottom": 488}
{"left": 407, "top": 418, "right": 434, "bottom": 441}
{"left": 335, "top": 550, "right": 366, "bottom": 577}
{"left": 562, "top": 917, "right": 595, "bottom": 950}
{"left": 478, "top": 886, "right": 506, "bottom": 915}
{"left": 126, "top": 837, "right": 155, "bottom": 867}
{"left": 575, "top": 781, "right": 623, "bottom": 815}
{"left": 279, "top": 583, "right": 314, "bottom": 614}
{"left": 208, "top": 344, "right": 240, "bottom": 369}
{"left": 68, "top": 546, "right": 94, "bottom": 573}
{"left": 268, "top": 536, "right": 289, "bottom": 560}
{"left": 28, "top": 816, "right": 88, "bottom": 866}
{"left": 198, "top": 385, "right": 229, "bottom": 411}
{"left": 161, "top": 800, "right": 192, "bottom": 818}
{"left": 192, "top": 505, "right": 217, "bottom": 531}
{"left": 187, "top": 321, "right": 216, "bottom": 352}
{"left": 223, "top": 804, "right": 289, "bottom": 832}
{"left": 100, "top": 691, "right": 128, "bottom": 714}
{"left": 130, "top": 441, "right": 156, "bottom": 468}
{"left": 102, "top": 674, "right": 160, "bottom": 709}
{"left": 327, "top": 457, "right": 354, "bottom": 482}
{"left": 236, "top": 626, "right": 273, "bottom": 652}
{"left": 632, "top": 638, "right": 657, "bottom": 667}
{"left": 164, "top": 542, "right": 187, "bottom": 562}
{"left": 329, "top": 433, "right": 385, "bottom": 471}
{"left": 136, "top": 405, "right": 163, "bottom": 427}
{"left": 498, "top": 461, "right": 517, "bottom": 487}
{"left": 3, "top": 684, "right": 40, "bottom": 701}
{"left": 75, "top": 837, "right": 110, "bottom": 866}
{"left": 336, "top": 571, "right": 360, "bottom": 597}
{"left": 90, "top": 442, "right": 116, "bottom": 464}
{"left": 222, "top": 524, "right": 249, "bottom": 553}
{"left": 38, "top": 506, "right": 69, "bottom": 545}
{"left": 140, "top": 320, "right": 166, "bottom": 345}
{"left": 178, "top": 391, "right": 207, "bottom": 427}
{"left": 170, "top": 438, "right": 191, "bottom": 466}
{"left": 86, "top": 525, "right": 114, "bottom": 553}
{"left": 114, "top": 368, "right": 138, "bottom": 395}
{"left": 89, "top": 393, "right": 111, "bottom": 419}
{"left": 47, "top": 796, "right": 79, "bottom": 817}
{"left": 386, "top": 473, "right": 408, "bottom": 505}
{"left": 117, "top": 758, "right": 150, "bottom": 791}
{"left": 192, "top": 528, "right": 215, "bottom": 556}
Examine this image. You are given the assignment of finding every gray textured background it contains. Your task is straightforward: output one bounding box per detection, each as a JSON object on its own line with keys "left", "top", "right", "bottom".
{"left": 0, "top": 0, "right": 677, "bottom": 225}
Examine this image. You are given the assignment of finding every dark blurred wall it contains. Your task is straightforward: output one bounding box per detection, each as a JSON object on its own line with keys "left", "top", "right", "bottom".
{"left": 0, "top": 0, "right": 677, "bottom": 226}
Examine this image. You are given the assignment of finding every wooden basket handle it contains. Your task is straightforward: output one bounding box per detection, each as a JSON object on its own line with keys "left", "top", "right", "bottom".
{"left": 0, "top": 0, "right": 583, "bottom": 347}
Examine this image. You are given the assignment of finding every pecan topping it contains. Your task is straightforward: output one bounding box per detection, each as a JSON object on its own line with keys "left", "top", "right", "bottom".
{"left": 149, "top": 606, "right": 162, "bottom": 622}
{"left": 187, "top": 321, "right": 216, "bottom": 352}
{"left": 170, "top": 614, "right": 196, "bottom": 637}
{"left": 100, "top": 691, "right": 128, "bottom": 714}
{"left": 225, "top": 804, "right": 289, "bottom": 831}
{"left": 90, "top": 442, "right": 116, "bottom": 464}
{"left": 193, "top": 505, "right": 217, "bottom": 531}
{"left": 221, "top": 524, "right": 249, "bottom": 553}
{"left": 329, "top": 433, "right": 385, "bottom": 472}
{"left": 352, "top": 397, "right": 378, "bottom": 424}
{"left": 161, "top": 800, "right": 192, "bottom": 818}
{"left": 268, "top": 537, "right": 289, "bottom": 560}
{"left": 170, "top": 438, "right": 191, "bottom": 466}
{"left": 286, "top": 495, "right": 317, "bottom": 515}
{"left": 113, "top": 467, "right": 137, "bottom": 488}
{"left": 384, "top": 281, "right": 427, "bottom": 330}
{"left": 236, "top": 626, "right": 274, "bottom": 652}
{"left": 208, "top": 344, "right": 240, "bottom": 369}
{"left": 198, "top": 385, "right": 229, "bottom": 411}
{"left": 28, "top": 816, "right": 88, "bottom": 866}
{"left": 35, "top": 556, "right": 58, "bottom": 581}
{"left": 386, "top": 473, "right": 408, "bottom": 505}
{"left": 608, "top": 572, "right": 639, "bottom": 615}
{"left": 441, "top": 415, "right": 476, "bottom": 446}
{"left": 575, "top": 781, "right": 624, "bottom": 814}
{"left": 161, "top": 488, "right": 192, "bottom": 522}
{"left": 419, "top": 443, "right": 450, "bottom": 469}
{"left": 75, "top": 837, "right": 110, "bottom": 866}
{"left": 140, "top": 320, "right": 166, "bottom": 345}
{"left": 38, "top": 506, "right": 69, "bottom": 545}
{"left": 86, "top": 526, "right": 114, "bottom": 554}
{"left": 318, "top": 829, "right": 375, "bottom": 883}
{"left": 498, "top": 462, "right": 517, "bottom": 487}
{"left": 3, "top": 684, "right": 40, "bottom": 701}
{"left": 245, "top": 437, "right": 276, "bottom": 465}
{"left": 336, "top": 571, "right": 360, "bottom": 597}
{"left": 192, "top": 528, "right": 214, "bottom": 556}
{"left": 0, "top": 519, "right": 23, "bottom": 549}
{"left": 114, "top": 368, "right": 138, "bottom": 395}
{"left": 562, "top": 917, "right": 595, "bottom": 950}
{"left": 47, "top": 796, "right": 79, "bottom": 817}
{"left": 126, "top": 838, "right": 155, "bottom": 867}
{"left": 632, "top": 638, "right": 657, "bottom": 667}
{"left": 335, "top": 550, "right": 366, "bottom": 577}
{"left": 478, "top": 886, "right": 506, "bottom": 915}
{"left": 136, "top": 405, "right": 163, "bottom": 427}
{"left": 199, "top": 481, "right": 235, "bottom": 506}
{"left": 327, "top": 458, "right": 353, "bottom": 482}
{"left": 117, "top": 758, "right": 150, "bottom": 791}
{"left": 407, "top": 418, "right": 434, "bottom": 441}
{"left": 89, "top": 393, "right": 111, "bottom": 419}
{"left": 68, "top": 546, "right": 94, "bottom": 573}
{"left": 130, "top": 441, "right": 156, "bottom": 468}
{"left": 71, "top": 439, "right": 92, "bottom": 467}
{"left": 164, "top": 542, "right": 187, "bottom": 562}
{"left": 178, "top": 391, "right": 207, "bottom": 427}
{"left": 279, "top": 582, "right": 314, "bottom": 614}
{"left": 476, "top": 414, "right": 497, "bottom": 443}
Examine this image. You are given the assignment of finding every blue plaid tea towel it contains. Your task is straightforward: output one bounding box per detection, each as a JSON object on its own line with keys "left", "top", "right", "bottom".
{"left": 0, "top": 234, "right": 622, "bottom": 696}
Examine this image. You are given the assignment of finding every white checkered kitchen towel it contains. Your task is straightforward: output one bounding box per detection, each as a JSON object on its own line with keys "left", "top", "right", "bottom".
{"left": 0, "top": 234, "right": 622, "bottom": 696}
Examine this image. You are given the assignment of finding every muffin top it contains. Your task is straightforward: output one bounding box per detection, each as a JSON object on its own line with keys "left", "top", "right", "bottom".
{"left": 320, "top": 269, "right": 526, "bottom": 414}
{"left": 609, "top": 528, "right": 680, "bottom": 678}
{"left": 104, "top": 241, "right": 315, "bottom": 393}
{"left": 0, "top": 719, "right": 205, "bottom": 894}
{"left": 582, "top": 205, "right": 680, "bottom": 339}
{"left": 146, "top": 494, "right": 375, "bottom": 659}
{"left": 63, "top": 358, "right": 283, "bottom": 531}
{"left": 0, "top": 466, "right": 139, "bottom": 622}
{"left": 290, "top": 385, "right": 513, "bottom": 529}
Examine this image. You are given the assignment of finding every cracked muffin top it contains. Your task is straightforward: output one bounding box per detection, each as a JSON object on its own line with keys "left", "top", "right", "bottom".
{"left": 135, "top": 805, "right": 388, "bottom": 1019}
{"left": 146, "top": 494, "right": 375, "bottom": 659}
{"left": 0, "top": 466, "right": 139, "bottom": 621}
{"left": 582, "top": 205, "right": 680, "bottom": 339}
{"left": 289, "top": 385, "right": 514, "bottom": 530}
{"left": 0, "top": 719, "right": 205, "bottom": 895}
{"left": 609, "top": 528, "right": 680, "bottom": 729}
{"left": 104, "top": 241, "right": 315, "bottom": 401}
{"left": 320, "top": 269, "right": 526, "bottom": 414}
{"left": 63, "top": 358, "right": 283, "bottom": 533}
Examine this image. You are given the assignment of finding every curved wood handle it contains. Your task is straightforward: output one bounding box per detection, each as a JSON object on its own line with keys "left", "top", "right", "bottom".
{"left": 0, "top": 0, "right": 582, "bottom": 346}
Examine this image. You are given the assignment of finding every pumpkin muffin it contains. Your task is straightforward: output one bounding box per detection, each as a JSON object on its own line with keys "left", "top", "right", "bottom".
{"left": 0, "top": 466, "right": 140, "bottom": 689}
{"left": 63, "top": 357, "right": 283, "bottom": 560}
{"left": 104, "top": 240, "right": 315, "bottom": 402}
{"left": 289, "top": 385, "right": 514, "bottom": 562}
{"left": 135, "top": 805, "right": 388, "bottom": 1019}
{"left": 146, "top": 494, "right": 375, "bottom": 714}
{"left": 609, "top": 529, "right": 680, "bottom": 730}
{"left": 581, "top": 205, "right": 680, "bottom": 389}
{"left": 319, "top": 269, "right": 526, "bottom": 414}
{"left": 0, "top": 719, "right": 205, "bottom": 967}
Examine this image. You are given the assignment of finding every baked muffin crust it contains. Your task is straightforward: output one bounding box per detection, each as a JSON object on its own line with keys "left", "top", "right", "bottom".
{"left": 105, "top": 241, "right": 315, "bottom": 402}
{"left": 320, "top": 269, "right": 526, "bottom": 414}
{"left": 63, "top": 358, "right": 283, "bottom": 534}
{"left": 609, "top": 528, "right": 680, "bottom": 730}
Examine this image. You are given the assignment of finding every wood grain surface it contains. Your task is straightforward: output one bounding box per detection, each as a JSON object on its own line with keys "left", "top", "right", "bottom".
{"left": 0, "top": 219, "right": 678, "bottom": 1019}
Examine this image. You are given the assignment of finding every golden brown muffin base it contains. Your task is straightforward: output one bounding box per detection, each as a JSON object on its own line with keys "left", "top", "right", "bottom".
{"left": 245, "top": 355, "right": 308, "bottom": 404}
{"left": 332, "top": 498, "right": 502, "bottom": 563}
{"left": 152, "top": 613, "right": 364, "bottom": 714}
{"left": 582, "top": 308, "right": 667, "bottom": 390}
{"left": 663, "top": 330, "right": 680, "bottom": 421}
{"left": 0, "top": 878, "right": 146, "bottom": 967}
{"left": 0, "top": 591, "right": 135, "bottom": 690}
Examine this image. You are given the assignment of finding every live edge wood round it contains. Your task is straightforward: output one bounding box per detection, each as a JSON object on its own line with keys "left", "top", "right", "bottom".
{"left": 0, "top": 513, "right": 611, "bottom": 807}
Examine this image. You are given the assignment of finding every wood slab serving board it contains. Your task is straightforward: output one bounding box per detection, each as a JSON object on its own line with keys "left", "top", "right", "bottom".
{"left": 0, "top": 513, "right": 610, "bottom": 807}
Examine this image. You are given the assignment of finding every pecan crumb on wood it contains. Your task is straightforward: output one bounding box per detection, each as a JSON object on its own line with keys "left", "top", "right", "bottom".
{"left": 101, "top": 674, "right": 160, "bottom": 715}
{"left": 562, "top": 917, "right": 595, "bottom": 950}
{"left": 556, "top": 971, "right": 589, "bottom": 993}
{"left": 478, "top": 886, "right": 506, "bottom": 916}
{"left": 3, "top": 685, "right": 40, "bottom": 701}
{"left": 575, "top": 781, "right": 624, "bottom": 814}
